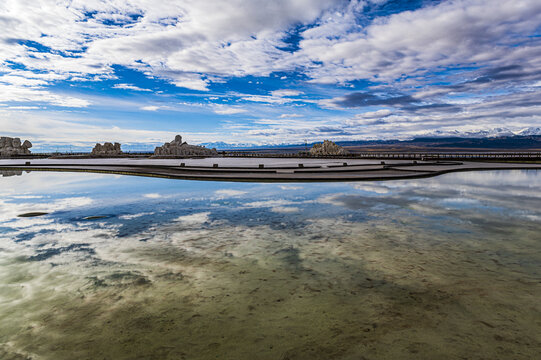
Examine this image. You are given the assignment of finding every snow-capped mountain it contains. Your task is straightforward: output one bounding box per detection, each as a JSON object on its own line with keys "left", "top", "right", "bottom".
{"left": 422, "top": 127, "right": 541, "bottom": 138}
{"left": 518, "top": 127, "right": 541, "bottom": 136}
{"left": 198, "top": 141, "right": 260, "bottom": 150}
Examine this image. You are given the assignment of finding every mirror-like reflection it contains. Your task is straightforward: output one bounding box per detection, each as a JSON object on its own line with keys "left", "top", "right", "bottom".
{"left": 1, "top": 170, "right": 540, "bottom": 359}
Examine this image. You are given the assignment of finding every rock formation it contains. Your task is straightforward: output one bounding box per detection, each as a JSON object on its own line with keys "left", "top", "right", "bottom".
{"left": 0, "top": 137, "right": 32, "bottom": 156}
{"left": 309, "top": 140, "right": 349, "bottom": 156}
{"left": 91, "top": 142, "right": 123, "bottom": 156}
{"left": 154, "top": 135, "right": 217, "bottom": 156}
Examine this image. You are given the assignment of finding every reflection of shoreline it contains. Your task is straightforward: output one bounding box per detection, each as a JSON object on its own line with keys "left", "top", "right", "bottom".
{"left": 0, "top": 170, "right": 26, "bottom": 177}
{"left": 1, "top": 158, "right": 540, "bottom": 182}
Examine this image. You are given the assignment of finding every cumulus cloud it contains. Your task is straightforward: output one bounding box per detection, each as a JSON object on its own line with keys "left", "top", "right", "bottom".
{"left": 1, "top": 0, "right": 541, "bottom": 142}
{"left": 3, "top": 0, "right": 541, "bottom": 94}
{"left": 213, "top": 105, "right": 247, "bottom": 115}
{"left": 270, "top": 89, "right": 304, "bottom": 97}
{"left": 299, "top": 0, "right": 541, "bottom": 85}
{"left": 0, "top": 0, "right": 339, "bottom": 91}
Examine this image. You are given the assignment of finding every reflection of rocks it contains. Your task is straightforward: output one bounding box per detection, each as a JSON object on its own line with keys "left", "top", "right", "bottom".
{"left": 18, "top": 212, "right": 49, "bottom": 217}
{"left": 1, "top": 170, "right": 23, "bottom": 177}
{"left": 273, "top": 247, "right": 304, "bottom": 270}
{"left": 82, "top": 215, "right": 110, "bottom": 220}
{"left": 91, "top": 142, "right": 122, "bottom": 156}
{"left": 0, "top": 137, "right": 32, "bottom": 156}
{"left": 154, "top": 135, "right": 217, "bottom": 156}
{"left": 309, "top": 140, "right": 348, "bottom": 156}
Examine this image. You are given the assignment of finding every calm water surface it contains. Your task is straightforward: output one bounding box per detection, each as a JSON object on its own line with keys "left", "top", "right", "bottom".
{"left": 1, "top": 170, "right": 540, "bottom": 359}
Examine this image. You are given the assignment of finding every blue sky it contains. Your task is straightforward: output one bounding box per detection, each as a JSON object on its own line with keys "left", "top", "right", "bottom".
{"left": 1, "top": 0, "right": 541, "bottom": 151}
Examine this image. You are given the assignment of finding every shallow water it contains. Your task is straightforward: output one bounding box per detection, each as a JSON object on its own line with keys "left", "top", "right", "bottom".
{"left": 0, "top": 170, "right": 540, "bottom": 359}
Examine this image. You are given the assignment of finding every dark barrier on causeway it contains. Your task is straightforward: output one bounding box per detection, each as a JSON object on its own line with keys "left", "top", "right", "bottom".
{"left": 223, "top": 151, "right": 541, "bottom": 161}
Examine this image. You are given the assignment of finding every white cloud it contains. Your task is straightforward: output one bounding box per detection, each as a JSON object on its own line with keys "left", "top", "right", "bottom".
{"left": 0, "top": 84, "right": 90, "bottom": 108}
{"left": 143, "top": 193, "right": 162, "bottom": 199}
{"left": 112, "top": 83, "right": 152, "bottom": 92}
{"left": 0, "top": 0, "right": 339, "bottom": 92}
{"left": 168, "top": 75, "right": 210, "bottom": 92}
{"left": 298, "top": 0, "right": 541, "bottom": 86}
{"left": 270, "top": 89, "right": 303, "bottom": 97}
{"left": 356, "top": 109, "right": 392, "bottom": 119}
{"left": 279, "top": 113, "right": 303, "bottom": 118}
{"left": 213, "top": 105, "right": 248, "bottom": 115}
{"left": 2, "top": 0, "right": 541, "bottom": 95}
{"left": 0, "top": 75, "right": 48, "bottom": 87}
{"left": 140, "top": 105, "right": 161, "bottom": 111}
{"left": 3, "top": 106, "right": 42, "bottom": 110}
{"left": 241, "top": 95, "right": 297, "bottom": 105}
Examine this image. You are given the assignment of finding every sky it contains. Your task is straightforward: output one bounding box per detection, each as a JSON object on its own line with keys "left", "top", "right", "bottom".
{"left": 1, "top": 0, "right": 541, "bottom": 151}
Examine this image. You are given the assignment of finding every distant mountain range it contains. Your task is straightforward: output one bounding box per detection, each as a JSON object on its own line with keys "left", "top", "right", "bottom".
{"left": 198, "top": 141, "right": 257, "bottom": 150}
{"left": 336, "top": 135, "right": 541, "bottom": 150}
{"left": 200, "top": 128, "right": 541, "bottom": 151}
{"left": 422, "top": 127, "right": 541, "bottom": 138}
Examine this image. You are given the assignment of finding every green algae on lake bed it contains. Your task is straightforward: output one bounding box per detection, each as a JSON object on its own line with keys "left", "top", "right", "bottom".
{"left": 0, "top": 170, "right": 540, "bottom": 359}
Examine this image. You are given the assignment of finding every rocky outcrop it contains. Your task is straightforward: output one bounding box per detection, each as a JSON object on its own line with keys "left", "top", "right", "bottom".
{"left": 309, "top": 140, "right": 349, "bottom": 156}
{"left": 0, "top": 137, "right": 32, "bottom": 156}
{"left": 154, "top": 135, "right": 217, "bottom": 156}
{"left": 91, "top": 142, "right": 122, "bottom": 156}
